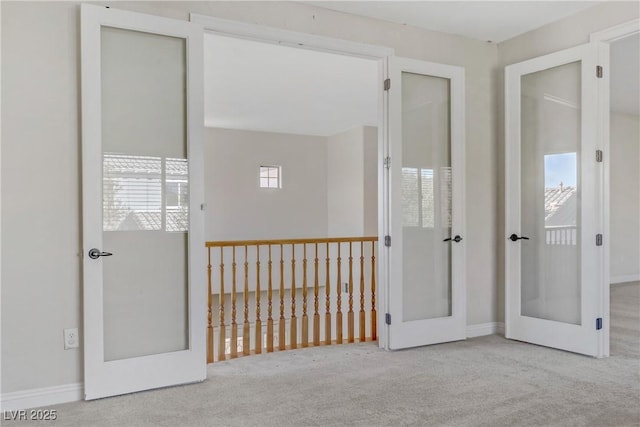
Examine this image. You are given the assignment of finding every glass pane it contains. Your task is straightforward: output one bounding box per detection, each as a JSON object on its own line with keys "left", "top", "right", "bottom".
{"left": 401, "top": 72, "right": 452, "bottom": 321}
{"left": 520, "top": 61, "right": 581, "bottom": 325}
{"left": 101, "top": 27, "right": 189, "bottom": 361}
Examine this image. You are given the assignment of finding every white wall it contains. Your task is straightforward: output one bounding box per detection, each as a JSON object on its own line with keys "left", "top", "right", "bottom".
{"left": 2, "top": 1, "right": 83, "bottom": 394}
{"left": 363, "top": 126, "right": 379, "bottom": 236}
{"left": 327, "top": 127, "right": 364, "bottom": 236}
{"left": 204, "top": 127, "right": 328, "bottom": 240}
{"left": 327, "top": 126, "right": 378, "bottom": 237}
{"left": 1, "top": 0, "right": 497, "bottom": 396}
{"left": 610, "top": 113, "right": 640, "bottom": 281}
{"left": 496, "top": 1, "right": 640, "bottom": 321}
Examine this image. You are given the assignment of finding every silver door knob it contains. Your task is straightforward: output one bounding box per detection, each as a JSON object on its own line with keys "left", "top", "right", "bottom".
{"left": 88, "top": 248, "right": 113, "bottom": 259}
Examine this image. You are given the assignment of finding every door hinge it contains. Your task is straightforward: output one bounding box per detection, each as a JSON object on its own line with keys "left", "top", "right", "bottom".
{"left": 384, "top": 78, "right": 391, "bottom": 91}
{"left": 384, "top": 235, "right": 391, "bottom": 247}
{"left": 596, "top": 317, "right": 603, "bottom": 330}
{"left": 596, "top": 234, "right": 603, "bottom": 246}
{"left": 384, "top": 156, "right": 391, "bottom": 169}
{"left": 385, "top": 313, "right": 391, "bottom": 325}
{"left": 596, "top": 150, "right": 603, "bottom": 163}
{"left": 596, "top": 65, "right": 603, "bottom": 78}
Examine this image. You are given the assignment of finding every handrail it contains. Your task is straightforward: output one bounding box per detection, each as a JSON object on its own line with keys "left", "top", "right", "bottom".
{"left": 206, "top": 236, "right": 378, "bottom": 247}
{"left": 205, "top": 236, "right": 379, "bottom": 363}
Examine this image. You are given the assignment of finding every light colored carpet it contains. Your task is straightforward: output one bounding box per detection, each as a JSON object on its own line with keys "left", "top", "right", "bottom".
{"left": 7, "top": 283, "right": 639, "bottom": 427}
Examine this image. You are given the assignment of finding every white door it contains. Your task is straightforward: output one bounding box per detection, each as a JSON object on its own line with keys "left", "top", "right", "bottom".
{"left": 386, "top": 58, "right": 466, "bottom": 349}
{"left": 505, "top": 43, "right": 609, "bottom": 357}
{"left": 81, "top": 5, "right": 206, "bottom": 399}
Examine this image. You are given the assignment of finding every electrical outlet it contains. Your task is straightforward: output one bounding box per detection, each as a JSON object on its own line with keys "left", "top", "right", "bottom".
{"left": 64, "top": 328, "right": 79, "bottom": 350}
{"left": 344, "top": 282, "right": 349, "bottom": 293}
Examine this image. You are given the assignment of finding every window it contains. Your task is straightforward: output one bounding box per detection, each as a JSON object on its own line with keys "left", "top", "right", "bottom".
{"left": 260, "top": 166, "right": 281, "bottom": 189}
{"left": 544, "top": 152, "right": 577, "bottom": 245}
{"left": 103, "top": 154, "right": 188, "bottom": 232}
{"left": 401, "top": 167, "right": 451, "bottom": 228}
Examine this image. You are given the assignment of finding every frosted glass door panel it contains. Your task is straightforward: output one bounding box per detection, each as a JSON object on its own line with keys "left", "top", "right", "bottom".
{"left": 401, "top": 72, "right": 452, "bottom": 322}
{"left": 101, "top": 27, "right": 189, "bottom": 361}
{"left": 520, "top": 61, "right": 581, "bottom": 325}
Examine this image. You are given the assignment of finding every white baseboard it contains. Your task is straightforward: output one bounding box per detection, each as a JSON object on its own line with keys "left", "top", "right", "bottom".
{"left": 611, "top": 274, "right": 640, "bottom": 284}
{"left": 466, "top": 322, "right": 505, "bottom": 338}
{"left": 0, "top": 382, "right": 83, "bottom": 411}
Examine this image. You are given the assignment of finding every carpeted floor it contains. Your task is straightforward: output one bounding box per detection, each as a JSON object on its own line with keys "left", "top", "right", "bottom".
{"left": 6, "top": 283, "right": 639, "bottom": 427}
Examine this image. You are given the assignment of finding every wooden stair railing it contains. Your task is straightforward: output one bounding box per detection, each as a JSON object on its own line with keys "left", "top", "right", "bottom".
{"left": 206, "top": 237, "right": 378, "bottom": 363}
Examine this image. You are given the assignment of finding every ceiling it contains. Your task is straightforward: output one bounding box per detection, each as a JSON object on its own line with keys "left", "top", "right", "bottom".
{"left": 204, "top": 2, "right": 638, "bottom": 137}
{"left": 305, "top": 1, "right": 602, "bottom": 43}
{"left": 204, "top": 34, "right": 378, "bottom": 136}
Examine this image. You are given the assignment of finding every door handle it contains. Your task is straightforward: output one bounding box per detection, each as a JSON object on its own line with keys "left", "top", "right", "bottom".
{"left": 443, "top": 235, "right": 463, "bottom": 243}
{"left": 509, "top": 234, "right": 530, "bottom": 242}
{"left": 88, "top": 248, "right": 113, "bottom": 259}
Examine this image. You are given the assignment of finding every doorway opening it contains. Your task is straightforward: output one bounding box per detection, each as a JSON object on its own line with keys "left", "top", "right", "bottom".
{"left": 606, "top": 30, "right": 639, "bottom": 356}
{"left": 201, "top": 29, "right": 382, "bottom": 361}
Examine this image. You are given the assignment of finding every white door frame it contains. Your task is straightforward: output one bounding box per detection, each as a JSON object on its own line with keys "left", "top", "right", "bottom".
{"left": 387, "top": 57, "right": 466, "bottom": 350}
{"left": 81, "top": 4, "right": 206, "bottom": 399}
{"left": 189, "top": 14, "right": 395, "bottom": 349}
{"left": 589, "top": 18, "right": 640, "bottom": 356}
{"left": 505, "top": 42, "right": 608, "bottom": 357}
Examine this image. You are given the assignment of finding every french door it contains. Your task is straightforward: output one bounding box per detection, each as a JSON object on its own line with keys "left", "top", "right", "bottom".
{"left": 505, "top": 42, "right": 609, "bottom": 357}
{"left": 81, "top": 5, "right": 206, "bottom": 399}
{"left": 386, "top": 58, "right": 466, "bottom": 349}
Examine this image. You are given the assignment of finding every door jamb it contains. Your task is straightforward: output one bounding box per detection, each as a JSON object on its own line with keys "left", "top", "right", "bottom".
{"left": 189, "top": 13, "right": 394, "bottom": 349}
{"left": 590, "top": 18, "right": 640, "bottom": 357}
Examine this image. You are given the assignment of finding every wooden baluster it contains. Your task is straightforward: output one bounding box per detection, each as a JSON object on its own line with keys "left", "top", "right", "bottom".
{"left": 336, "top": 243, "right": 343, "bottom": 344}
{"left": 243, "top": 245, "right": 250, "bottom": 356}
{"left": 325, "top": 242, "right": 331, "bottom": 345}
{"left": 279, "top": 244, "right": 286, "bottom": 350}
{"left": 255, "top": 246, "right": 262, "bottom": 354}
{"left": 371, "top": 241, "right": 377, "bottom": 341}
{"left": 267, "top": 245, "right": 274, "bottom": 353}
{"left": 301, "top": 244, "right": 309, "bottom": 348}
{"left": 348, "top": 242, "right": 355, "bottom": 343}
{"left": 359, "top": 241, "right": 366, "bottom": 341}
{"left": 231, "top": 247, "right": 238, "bottom": 358}
{"left": 207, "top": 248, "right": 213, "bottom": 363}
{"left": 290, "top": 244, "right": 297, "bottom": 349}
{"left": 313, "top": 243, "right": 320, "bottom": 346}
{"left": 218, "top": 248, "right": 226, "bottom": 361}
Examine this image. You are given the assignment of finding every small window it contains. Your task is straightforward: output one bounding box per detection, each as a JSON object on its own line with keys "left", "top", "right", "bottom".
{"left": 259, "top": 166, "right": 281, "bottom": 189}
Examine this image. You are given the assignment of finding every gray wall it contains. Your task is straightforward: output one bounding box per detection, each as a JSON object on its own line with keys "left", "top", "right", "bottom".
{"left": 204, "top": 127, "right": 329, "bottom": 241}
{"left": 495, "top": 1, "right": 640, "bottom": 321}
{"left": 1, "top": 0, "right": 498, "bottom": 394}
{"left": 327, "top": 126, "right": 378, "bottom": 237}
{"left": 610, "top": 113, "right": 640, "bottom": 281}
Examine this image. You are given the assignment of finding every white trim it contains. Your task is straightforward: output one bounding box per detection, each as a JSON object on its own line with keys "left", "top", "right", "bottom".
{"left": 190, "top": 14, "right": 394, "bottom": 60}
{"left": 387, "top": 58, "right": 466, "bottom": 350}
{"left": 378, "top": 56, "right": 390, "bottom": 351}
{"left": 589, "top": 19, "right": 640, "bottom": 42}
{"left": 505, "top": 43, "right": 605, "bottom": 357}
{"left": 611, "top": 274, "right": 640, "bottom": 284}
{"left": 0, "top": 383, "right": 83, "bottom": 411}
{"left": 466, "top": 322, "right": 504, "bottom": 338}
{"left": 596, "top": 42, "right": 610, "bottom": 358}
{"left": 590, "top": 20, "right": 639, "bottom": 358}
